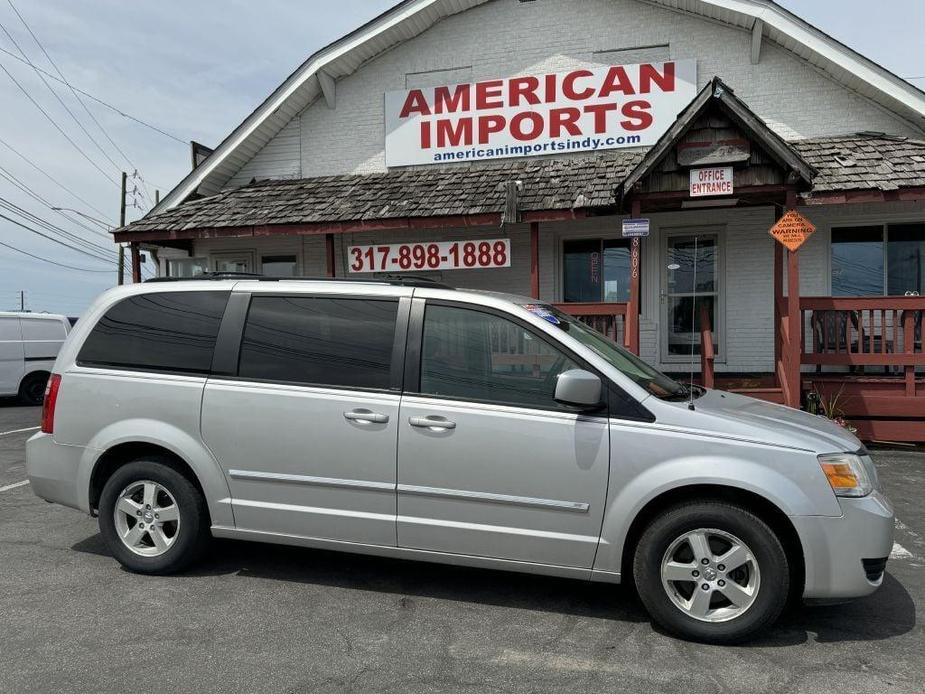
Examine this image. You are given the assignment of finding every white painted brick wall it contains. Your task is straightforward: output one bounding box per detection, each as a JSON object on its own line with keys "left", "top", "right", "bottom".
{"left": 232, "top": 0, "right": 922, "bottom": 182}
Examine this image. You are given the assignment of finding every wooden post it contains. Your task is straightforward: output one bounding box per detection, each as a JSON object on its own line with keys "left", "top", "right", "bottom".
{"left": 773, "top": 224, "right": 784, "bottom": 367}
{"left": 627, "top": 199, "right": 642, "bottom": 355}
{"left": 904, "top": 310, "right": 916, "bottom": 396}
{"left": 325, "top": 234, "right": 336, "bottom": 277}
{"left": 786, "top": 248, "right": 801, "bottom": 407}
{"left": 130, "top": 243, "right": 142, "bottom": 283}
{"left": 530, "top": 222, "right": 540, "bottom": 299}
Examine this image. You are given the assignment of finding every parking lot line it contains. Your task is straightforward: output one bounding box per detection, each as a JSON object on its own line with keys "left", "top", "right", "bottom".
{"left": 0, "top": 480, "right": 29, "bottom": 493}
{"left": 0, "top": 426, "right": 39, "bottom": 437}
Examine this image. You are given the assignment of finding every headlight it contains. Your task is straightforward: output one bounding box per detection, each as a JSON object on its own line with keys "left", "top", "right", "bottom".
{"left": 818, "top": 453, "right": 875, "bottom": 498}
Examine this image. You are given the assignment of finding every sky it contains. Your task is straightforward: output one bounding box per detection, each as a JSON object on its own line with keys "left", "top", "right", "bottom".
{"left": 0, "top": 0, "right": 922, "bottom": 316}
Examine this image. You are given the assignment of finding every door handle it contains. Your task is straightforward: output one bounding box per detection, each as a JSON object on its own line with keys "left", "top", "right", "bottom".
{"left": 343, "top": 409, "right": 389, "bottom": 424}
{"left": 409, "top": 416, "right": 456, "bottom": 431}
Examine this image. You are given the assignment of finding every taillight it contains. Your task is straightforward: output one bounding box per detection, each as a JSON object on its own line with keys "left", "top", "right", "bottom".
{"left": 41, "top": 374, "right": 61, "bottom": 434}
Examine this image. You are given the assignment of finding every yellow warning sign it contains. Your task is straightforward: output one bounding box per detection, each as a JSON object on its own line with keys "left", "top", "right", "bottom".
{"left": 770, "top": 210, "right": 816, "bottom": 252}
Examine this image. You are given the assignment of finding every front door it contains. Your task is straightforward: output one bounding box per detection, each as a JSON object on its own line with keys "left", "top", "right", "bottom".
{"left": 201, "top": 292, "right": 409, "bottom": 545}
{"left": 397, "top": 301, "right": 610, "bottom": 569}
{"left": 661, "top": 231, "right": 721, "bottom": 363}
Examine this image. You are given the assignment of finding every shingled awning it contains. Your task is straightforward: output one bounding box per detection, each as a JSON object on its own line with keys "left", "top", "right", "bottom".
{"left": 115, "top": 133, "right": 925, "bottom": 242}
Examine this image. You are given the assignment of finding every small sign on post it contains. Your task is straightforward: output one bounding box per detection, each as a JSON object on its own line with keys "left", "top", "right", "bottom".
{"left": 622, "top": 218, "right": 650, "bottom": 238}
{"left": 769, "top": 210, "right": 816, "bottom": 252}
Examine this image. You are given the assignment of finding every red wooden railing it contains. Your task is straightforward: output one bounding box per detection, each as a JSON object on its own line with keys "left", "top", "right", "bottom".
{"left": 698, "top": 302, "right": 715, "bottom": 389}
{"left": 798, "top": 296, "right": 925, "bottom": 395}
{"left": 553, "top": 303, "right": 631, "bottom": 350}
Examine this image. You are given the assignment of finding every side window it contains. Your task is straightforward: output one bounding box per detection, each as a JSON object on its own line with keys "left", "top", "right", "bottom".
{"left": 78, "top": 292, "right": 229, "bottom": 374}
{"left": 238, "top": 296, "right": 398, "bottom": 390}
{"left": 419, "top": 304, "right": 580, "bottom": 410}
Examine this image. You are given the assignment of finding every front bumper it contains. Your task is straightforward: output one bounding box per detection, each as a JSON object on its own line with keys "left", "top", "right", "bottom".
{"left": 791, "top": 490, "right": 894, "bottom": 599}
{"left": 25, "top": 432, "right": 85, "bottom": 512}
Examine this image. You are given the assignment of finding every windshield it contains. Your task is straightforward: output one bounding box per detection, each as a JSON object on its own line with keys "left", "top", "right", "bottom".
{"left": 522, "top": 304, "right": 693, "bottom": 400}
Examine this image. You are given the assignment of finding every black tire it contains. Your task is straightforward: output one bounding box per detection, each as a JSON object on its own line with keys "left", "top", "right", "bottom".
{"left": 18, "top": 372, "right": 48, "bottom": 406}
{"left": 98, "top": 457, "right": 210, "bottom": 575}
{"left": 633, "top": 501, "right": 789, "bottom": 644}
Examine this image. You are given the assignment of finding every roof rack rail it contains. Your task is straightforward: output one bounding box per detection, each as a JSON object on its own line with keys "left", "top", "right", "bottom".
{"left": 145, "top": 273, "right": 455, "bottom": 290}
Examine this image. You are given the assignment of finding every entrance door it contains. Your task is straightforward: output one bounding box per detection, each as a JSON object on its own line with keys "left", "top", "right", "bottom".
{"left": 661, "top": 231, "right": 721, "bottom": 362}
{"left": 397, "top": 301, "right": 610, "bottom": 569}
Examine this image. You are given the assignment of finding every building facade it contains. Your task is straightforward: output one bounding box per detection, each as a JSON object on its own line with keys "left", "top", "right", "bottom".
{"left": 117, "top": 0, "right": 925, "bottom": 439}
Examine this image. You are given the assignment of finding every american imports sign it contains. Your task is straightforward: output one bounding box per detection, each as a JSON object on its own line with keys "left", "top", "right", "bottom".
{"left": 384, "top": 60, "right": 697, "bottom": 167}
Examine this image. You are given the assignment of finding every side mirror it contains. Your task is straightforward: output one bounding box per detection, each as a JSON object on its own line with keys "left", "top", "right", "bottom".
{"left": 554, "top": 369, "right": 602, "bottom": 408}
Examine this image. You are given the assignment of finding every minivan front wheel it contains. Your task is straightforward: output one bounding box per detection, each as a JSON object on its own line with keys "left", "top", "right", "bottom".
{"left": 633, "top": 501, "right": 789, "bottom": 644}
{"left": 98, "top": 459, "right": 209, "bottom": 574}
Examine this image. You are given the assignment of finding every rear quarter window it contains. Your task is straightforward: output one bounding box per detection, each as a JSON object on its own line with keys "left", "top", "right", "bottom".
{"left": 78, "top": 292, "right": 230, "bottom": 374}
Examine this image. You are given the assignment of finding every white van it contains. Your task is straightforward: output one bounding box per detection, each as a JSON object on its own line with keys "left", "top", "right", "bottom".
{"left": 0, "top": 312, "right": 71, "bottom": 405}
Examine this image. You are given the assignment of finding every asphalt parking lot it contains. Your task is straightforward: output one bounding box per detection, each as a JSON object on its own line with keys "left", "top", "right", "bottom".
{"left": 1, "top": 402, "right": 922, "bottom": 694}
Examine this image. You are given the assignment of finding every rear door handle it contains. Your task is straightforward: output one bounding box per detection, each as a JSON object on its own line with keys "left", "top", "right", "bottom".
{"left": 343, "top": 409, "right": 389, "bottom": 424}
{"left": 409, "top": 416, "right": 456, "bottom": 431}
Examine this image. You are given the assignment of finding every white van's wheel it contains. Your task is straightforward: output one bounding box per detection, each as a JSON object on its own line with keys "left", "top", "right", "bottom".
{"left": 633, "top": 501, "right": 789, "bottom": 644}
{"left": 19, "top": 372, "right": 48, "bottom": 406}
{"left": 98, "top": 458, "right": 210, "bottom": 574}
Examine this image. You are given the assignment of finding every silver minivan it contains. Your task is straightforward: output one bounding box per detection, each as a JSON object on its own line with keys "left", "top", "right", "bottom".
{"left": 26, "top": 277, "right": 893, "bottom": 643}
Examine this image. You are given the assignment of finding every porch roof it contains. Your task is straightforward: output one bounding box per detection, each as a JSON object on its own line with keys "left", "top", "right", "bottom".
{"left": 115, "top": 133, "right": 925, "bottom": 241}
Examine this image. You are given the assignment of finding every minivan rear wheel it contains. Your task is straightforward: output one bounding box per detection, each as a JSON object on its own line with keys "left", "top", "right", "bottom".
{"left": 633, "top": 501, "right": 789, "bottom": 644}
{"left": 98, "top": 458, "right": 209, "bottom": 574}
{"left": 19, "top": 372, "right": 48, "bottom": 406}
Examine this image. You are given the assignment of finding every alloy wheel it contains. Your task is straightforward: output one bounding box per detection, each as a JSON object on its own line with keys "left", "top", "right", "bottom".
{"left": 660, "top": 528, "right": 760, "bottom": 623}
{"left": 112, "top": 480, "right": 181, "bottom": 557}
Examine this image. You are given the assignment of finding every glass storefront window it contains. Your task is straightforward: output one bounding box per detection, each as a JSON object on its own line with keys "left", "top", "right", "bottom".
{"left": 261, "top": 255, "right": 299, "bottom": 277}
{"left": 831, "top": 224, "right": 925, "bottom": 296}
{"left": 887, "top": 224, "right": 925, "bottom": 296}
{"left": 167, "top": 258, "right": 207, "bottom": 278}
{"left": 563, "top": 239, "right": 632, "bottom": 303}
{"left": 831, "top": 227, "right": 884, "bottom": 296}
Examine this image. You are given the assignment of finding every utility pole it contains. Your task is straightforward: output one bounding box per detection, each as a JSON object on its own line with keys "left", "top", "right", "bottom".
{"left": 117, "top": 171, "right": 127, "bottom": 285}
{"left": 20, "top": 290, "right": 24, "bottom": 311}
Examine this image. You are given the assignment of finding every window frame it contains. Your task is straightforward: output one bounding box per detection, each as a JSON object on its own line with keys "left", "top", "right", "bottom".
{"left": 404, "top": 298, "right": 651, "bottom": 420}
{"left": 830, "top": 222, "right": 925, "bottom": 297}
{"left": 561, "top": 236, "right": 635, "bottom": 304}
{"left": 260, "top": 254, "right": 300, "bottom": 277}
{"left": 166, "top": 257, "right": 207, "bottom": 278}
{"left": 214, "top": 292, "right": 411, "bottom": 394}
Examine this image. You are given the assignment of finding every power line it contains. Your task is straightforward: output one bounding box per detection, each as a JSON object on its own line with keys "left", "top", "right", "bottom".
{"left": 6, "top": 1, "right": 144, "bottom": 180}
{"left": 0, "top": 205, "right": 118, "bottom": 263}
{"left": 0, "top": 238, "right": 114, "bottom": 272}
{"left": 0, "top": 134, "right": 115, "bottom": 222}
{"left": 0, "top": 184, "right": 112, "bottom": 253}
{"left": 0, "top": 164, "right": 112, "bottom": 241}
{"left": 0, "top": 47, "right": 120, "bottom": 188}
{"left": 0, "top": 17, "right": 125, "bottom": 181}
{"left": 0, "top": 45, "right": 187, "bottom": 146}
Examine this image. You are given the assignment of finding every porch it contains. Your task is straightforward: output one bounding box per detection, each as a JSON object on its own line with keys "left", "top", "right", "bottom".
{"left": 553, "top": 292, "right": 925, "bottom": 442}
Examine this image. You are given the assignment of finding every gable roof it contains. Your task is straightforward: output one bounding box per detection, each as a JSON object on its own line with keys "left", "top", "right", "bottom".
{"left": 152, "top": 0, "right": 925, "bottom": 214}
{"left": 621, "top": 76, "right": 816, "bottom": 196}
